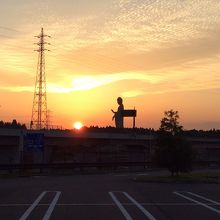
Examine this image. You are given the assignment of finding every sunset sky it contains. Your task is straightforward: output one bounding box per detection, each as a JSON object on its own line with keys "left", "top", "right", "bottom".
{"left": 1, "top": 0, "right": 220, "bottom": 129}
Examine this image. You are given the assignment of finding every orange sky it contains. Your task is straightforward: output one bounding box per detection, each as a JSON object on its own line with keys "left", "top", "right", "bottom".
{"left": 1, "top": 0, "right": 220, "bottom": 129}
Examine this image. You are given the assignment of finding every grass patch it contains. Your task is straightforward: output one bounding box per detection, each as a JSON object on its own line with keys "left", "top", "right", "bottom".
{"left": 135, "top": 171, "right": 220, "bottom": 183}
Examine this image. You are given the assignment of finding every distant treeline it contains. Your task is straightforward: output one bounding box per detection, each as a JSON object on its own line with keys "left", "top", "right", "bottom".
{"left": 1, "top": 120, "right": 220, "bottom": 138}
{"left": 82, "top": 126, "right": 154, "bottom": 134}
{"left": 0, "top": 119, "right": 26, "bottom": 129}
{"left": 183, "top": 129, "right": 220, "bottom": 138}
{"left": 77, "top": 126, "right": 220, "bottom": 138}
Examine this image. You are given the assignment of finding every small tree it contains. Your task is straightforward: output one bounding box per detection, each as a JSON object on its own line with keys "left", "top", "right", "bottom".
{"left": 160, "top": 110, "right": 183, "bottom": 135}
{"left": 155, "top": 110, "right": 194, "bottom": 176}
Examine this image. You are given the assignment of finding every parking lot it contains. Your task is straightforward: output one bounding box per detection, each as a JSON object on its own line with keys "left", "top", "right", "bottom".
{"left": 0, "top": 173, "right": 219, "bottom": 220}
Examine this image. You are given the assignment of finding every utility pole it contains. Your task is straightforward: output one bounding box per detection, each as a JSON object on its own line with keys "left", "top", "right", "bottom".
{"left": 31, "top": 28, "right": 50, "bottom": 130}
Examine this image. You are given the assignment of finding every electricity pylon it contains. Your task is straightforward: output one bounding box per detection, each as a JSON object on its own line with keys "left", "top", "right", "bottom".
{"left": 30, "top": 28, "right": 50, "bottom": 130}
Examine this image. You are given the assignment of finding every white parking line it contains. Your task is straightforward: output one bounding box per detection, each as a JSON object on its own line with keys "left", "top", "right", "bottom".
{"left": 42, "top": 191, "right": 61, "bottom": 220}
{"left": 186, "top": 192, "right": 220, "bottom": 205}
{"left": 123, "top": 192, "right": 157, "bottom": 220}
{"left": 19, "top": 191, "right": 61, "bottom": 220}
{"left": 1, "top": 202, "right": 219, "bottom": 207}
{"left": 174, "top": 191, "right": 220, "bottom": 214}
{"left": 109, "top": 191, "right": 157, "bottom": 220}
{"left": 109, "top": 192, "right": 133, "bottom": 220}
{"left": 19, "top": 191, "right": 47, "bottom": 220}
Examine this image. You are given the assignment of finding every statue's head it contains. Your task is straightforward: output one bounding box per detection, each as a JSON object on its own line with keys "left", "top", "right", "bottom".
{"left": 117, "top": 97, "right": 123, "bottom": 105}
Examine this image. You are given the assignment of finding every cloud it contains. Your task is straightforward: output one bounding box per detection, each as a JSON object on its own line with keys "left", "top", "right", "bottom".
{"left": 121, "top": 90, "right": 145, "bottom": 97}
{"left": 1, "top": 67, "right": 220, "bottom": 96}
{"left": 1, "top": 0, "right": 220, "bottom": 75}
{"left": 0, "top": 85, "right": 33, "bottom": 92}
{"left": 1, "top": 0, "right": 220, "bottom": 97}
{"left": 106, "top": 0, "right": 220, "bottom": 51}
{"left": 47, "top": 72, "right": 163, "bottom": 93}
{"left": 65, "top": 34, "right": 220, "bottom": 74}
{"left": 0, "top": 71, "right": 161, "bottom": 93}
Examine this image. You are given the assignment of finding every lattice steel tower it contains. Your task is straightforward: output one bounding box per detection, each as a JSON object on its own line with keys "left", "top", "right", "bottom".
{"left": 31, "top": 28, "right": 50, "bottom": 129}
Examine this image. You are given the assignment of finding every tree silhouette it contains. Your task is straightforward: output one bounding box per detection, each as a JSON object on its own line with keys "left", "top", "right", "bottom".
{"left": 155, "top": 110, "right": 194, "bottom": 176}
{"left": 160, "top": 110, "right": 183, "bottom": 135}
{"left": 0, "top": 119, "right": 26, "bottom": 129}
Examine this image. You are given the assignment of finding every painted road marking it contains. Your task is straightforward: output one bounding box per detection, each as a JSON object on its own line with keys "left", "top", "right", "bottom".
{"left": 1, "top": 202, "right": 219, "bottom": 207}
{"left": 109, "top": 192, "right": 133, "bottom": 220}
{"left": 187, "top": 192, "right": 220, "bottom": 205}
{"left": 123, "top": 192, "right": 157, "bottom": 220}
{"left": 174, "top": 191, "right": 220, "bottom": 214}
{"left": 19, "top": 191, "right": 61, "bottom": 220}
{"left": 42, "top": 191, "right": 61, "bottom": 220}
{"left": 109, "top": 191, "right": 157, "bottom": 220}
{"left": 19, "top": 191, "right": 47, "bottom": 220}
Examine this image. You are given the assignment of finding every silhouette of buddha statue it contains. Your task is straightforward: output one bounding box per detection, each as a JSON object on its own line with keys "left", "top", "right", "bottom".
{"left": 111, "top": 97, "right": 124, "bottom": 128}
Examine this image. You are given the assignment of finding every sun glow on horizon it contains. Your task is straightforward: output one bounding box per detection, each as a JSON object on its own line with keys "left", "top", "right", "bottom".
{"left": 73, "top": 121, "right": 83, "bottom": 130}
{"left": 1, "top": 0, "right": 220, "bottom": 130}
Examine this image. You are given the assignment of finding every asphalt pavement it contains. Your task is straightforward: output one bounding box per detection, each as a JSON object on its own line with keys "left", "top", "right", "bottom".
{"left": 0, "top": 172, "right": 219, "bottom": 220}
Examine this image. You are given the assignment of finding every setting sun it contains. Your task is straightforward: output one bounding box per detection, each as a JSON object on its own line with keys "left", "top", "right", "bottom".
{"left": 73, "top": 122, "right": 83, "bottom": 130}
